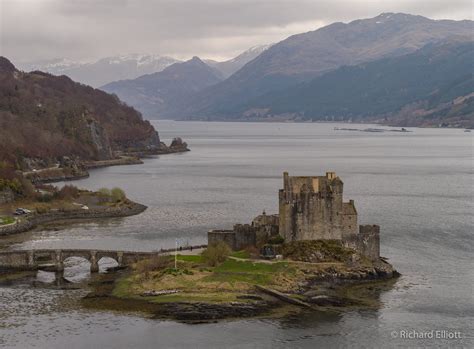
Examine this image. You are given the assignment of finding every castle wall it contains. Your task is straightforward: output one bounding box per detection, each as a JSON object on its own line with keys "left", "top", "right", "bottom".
{"left": 341, "top": 200, "right": 358, "bottom": 242}
{"left": 357, "top": 225, "right": 380, "bottom": 260}
{"left": 252, "top": 213, "right": 279, "bottom": 245}
{"left": 233, "top": 224, "right": 257, "bottom": 250}
{"left": 208, "top": 230, "right": 235, "bottom": 250}
{"left": 208, "top": 172, "right": 380, "bottom": 261}
{"left": 279, "top": 172, "right": 346, "bottom": 242}
{"left": 207, "top": 225, "right": 257, "bottom": 251}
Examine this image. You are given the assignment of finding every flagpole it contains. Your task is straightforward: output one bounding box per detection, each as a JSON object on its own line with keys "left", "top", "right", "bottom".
{"left": 175, "top": 238, "right": 178, "bottom": 270}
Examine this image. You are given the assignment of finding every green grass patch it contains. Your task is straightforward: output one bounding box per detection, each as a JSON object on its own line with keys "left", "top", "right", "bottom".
{"left": 231, "top": 250, "right": 250, "bottom": 259}
{"left": 0, "top": 216, "right": 15, "bottom": 225}
{"left": 112, "top": 275, "right": 135, "bottom": 298}
{"left": 176, "top": 254, "right": 204, "bottom": 263}
{"left": 215, "top": 259, "right": 288, "bottom": 274}
{"left": 204, "top": 259, "right": 292, "bottom": 286}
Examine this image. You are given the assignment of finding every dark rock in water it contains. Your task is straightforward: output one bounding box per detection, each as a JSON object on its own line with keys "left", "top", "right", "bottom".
{"left": 169, "top": 137, "right": 189, "bottom": 151}
{"left": 153, "top": 301, "right": 273, "bottom": 322}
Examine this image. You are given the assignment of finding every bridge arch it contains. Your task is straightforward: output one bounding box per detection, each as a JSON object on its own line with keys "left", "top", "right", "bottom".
{"left": 61, "top": 256, "right": 91, "bottom": 282}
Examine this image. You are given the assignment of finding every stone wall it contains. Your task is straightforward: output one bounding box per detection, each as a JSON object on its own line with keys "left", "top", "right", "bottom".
{"left": 208, "top": 230, "right": 236, "bottom": 249}
{"left": 207, "top": 224, "right": 257, "bottom": 251}
{"left": 233, "top": 224, "right": 256, "bottom": 250}
{"left": 0, "top": 251, "right": 30, "bottom": 269}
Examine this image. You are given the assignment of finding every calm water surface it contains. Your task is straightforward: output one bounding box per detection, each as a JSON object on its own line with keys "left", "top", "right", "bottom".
{"left": 0, "top": 121, "right": 473, "bottom": 348}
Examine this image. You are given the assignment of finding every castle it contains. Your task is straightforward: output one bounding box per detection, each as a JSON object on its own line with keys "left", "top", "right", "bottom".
{"left": 208, "top": 172, "right": 380, "bottom": 260}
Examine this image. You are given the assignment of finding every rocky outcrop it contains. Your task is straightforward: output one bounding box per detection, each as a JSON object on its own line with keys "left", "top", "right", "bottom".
{"left": 152, "top": 138, "right": 190, "bottom": 155}
{"left": 154, "top": 301, "right": 274, "bottom": 322}
{"left": 87, "top": 119, "right": 113, "bottom": 160}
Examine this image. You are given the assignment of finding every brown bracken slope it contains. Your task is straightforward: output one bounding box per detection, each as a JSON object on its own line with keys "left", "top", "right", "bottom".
{"left": 0, "top": 56, "right": 161, "bottom": 165}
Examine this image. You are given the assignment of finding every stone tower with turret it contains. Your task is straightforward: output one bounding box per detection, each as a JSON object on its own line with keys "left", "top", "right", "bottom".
{"left": 278, "top": 171, "right": 358, "bottom": 242}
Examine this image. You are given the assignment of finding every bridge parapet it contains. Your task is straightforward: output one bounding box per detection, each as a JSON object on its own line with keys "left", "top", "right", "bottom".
{"left": 0, "top": 245, "right": 207, "bottom": 273}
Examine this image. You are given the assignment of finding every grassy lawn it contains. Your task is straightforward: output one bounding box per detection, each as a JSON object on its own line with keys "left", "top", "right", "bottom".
{"left": 230, "top": 250, "right": 250, "bottom": 259}
{"left": 176, "top": 254, "right": 204, "bottom": 263}
{"left": 0, "top": 216, "right": 15, "bottom": 225}
{"left": 205, "top": 259, "right": 294, "bottom": 286}
{"left": 113, "top": 254, "right": 301, "bottom": 304}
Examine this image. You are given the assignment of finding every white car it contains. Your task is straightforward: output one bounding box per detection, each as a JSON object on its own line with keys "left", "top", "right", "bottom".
{"left": 14, "top": 208, "right": 31, "bottom": 215}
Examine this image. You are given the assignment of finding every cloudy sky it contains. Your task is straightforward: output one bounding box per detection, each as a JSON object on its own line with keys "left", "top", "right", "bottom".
{"left": 1, "top": 0, "right": 472, "bottom": 63}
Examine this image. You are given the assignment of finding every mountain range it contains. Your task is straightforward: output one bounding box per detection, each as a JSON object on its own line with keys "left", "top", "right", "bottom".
{"left": 246, "top": 41, "right": 473, "bottom": 127}
{"left": 13, "top": 13, "right": 474, "bottom": 127}
{"left": 101, "top": 57, "right": 224, "bottom": 118}
{"left": 205, "top": 44, "right": 272, "bottom": 78}
{"left": 169, "top": 13, "right": 472, "bottom": 122}
{"left": 18, "top": 54, "right": 180, "bottom": 88}
{"left": 17, "top": 44, "right": 271, "bottom": 89}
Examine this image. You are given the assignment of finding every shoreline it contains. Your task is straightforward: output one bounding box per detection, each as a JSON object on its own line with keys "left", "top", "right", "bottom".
{"left": 26, "top": 145, "right": 190, "bottom": 185}
{"left": 170, "top": 119, "right": 472, "bottom": 129}
{"left": 81, "top": 258, "right": 399, "bottom": 323}
{"left": 0, "top": 201, "right": 147, "bottom": 236}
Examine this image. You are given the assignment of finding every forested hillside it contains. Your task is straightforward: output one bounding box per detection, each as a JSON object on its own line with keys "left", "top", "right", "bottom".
{"left": 0, "top": 57, "right": 161, "bottom": 166}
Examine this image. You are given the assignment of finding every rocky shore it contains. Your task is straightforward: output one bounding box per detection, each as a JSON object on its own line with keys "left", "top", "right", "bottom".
{"left": 0, "top": 201, "right": 146, "bottom": 236}
{"left": 23, "top": 137, "right": 190, "bottom": 184}
{"left": 80, "top": 250, "right": 398, "bottom": 323}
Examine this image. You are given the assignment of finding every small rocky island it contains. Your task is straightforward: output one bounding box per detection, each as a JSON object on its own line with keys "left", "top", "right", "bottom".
{"left": 84, "top": 172, "right": 398, "bottom": 322}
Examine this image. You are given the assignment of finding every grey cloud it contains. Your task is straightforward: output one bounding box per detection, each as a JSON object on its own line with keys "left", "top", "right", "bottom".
{"left": 1, "top": 0, "right": 472, "bottom": 64}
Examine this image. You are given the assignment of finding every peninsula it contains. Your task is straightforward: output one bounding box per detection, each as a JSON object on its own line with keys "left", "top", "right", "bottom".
{"left": 0, "top": 185, "right": 146, "bottom": 236}
{"left": 0, "top": 56, "right": 192, "bottom": 236}
{"left": 0, "top": 56, "right": 189, "bottom": 185}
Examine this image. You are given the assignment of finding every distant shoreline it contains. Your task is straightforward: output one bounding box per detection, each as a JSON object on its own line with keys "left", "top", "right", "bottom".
{"left": 153, "top": 119, "right": 472, "bottom": 130}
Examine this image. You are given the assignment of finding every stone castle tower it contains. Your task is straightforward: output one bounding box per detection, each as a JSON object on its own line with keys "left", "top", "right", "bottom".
{"left": 209, "top": 171, "right": 380, "bottom": 260}
{"left": 279, "top": 171, "right": 358, "bottom": 242}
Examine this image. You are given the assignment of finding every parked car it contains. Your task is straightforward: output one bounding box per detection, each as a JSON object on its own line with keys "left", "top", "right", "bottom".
{"left": 14, "top": 208, "right": 31, "bottom": 215}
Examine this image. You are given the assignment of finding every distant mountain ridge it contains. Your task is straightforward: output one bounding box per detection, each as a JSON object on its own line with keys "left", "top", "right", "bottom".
{"left": 18, "top": 54, "right": 180, "bottom": 87}
{"left": 205, "top": 44, "right": 272, "bottom": 78}
{"left": 168, "top": 13, "right": 473, "bottom": 121}
{"left": 244, "top": 41, "right": 474, "bottom": 128}
{"left": 101, "top": 57, "right": 224, "bottom": 118}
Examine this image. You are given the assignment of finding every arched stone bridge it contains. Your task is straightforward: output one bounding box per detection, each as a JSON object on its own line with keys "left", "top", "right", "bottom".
{"left": 0, "top": 246, "right": 207, "bottom": 273}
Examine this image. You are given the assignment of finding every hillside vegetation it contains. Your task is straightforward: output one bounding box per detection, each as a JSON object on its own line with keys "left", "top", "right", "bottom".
{"left": 0, "top": 56, "right": 161, "bottom": 167}
{"left": 250, "top": 41, "right": 474, "bottom": 127}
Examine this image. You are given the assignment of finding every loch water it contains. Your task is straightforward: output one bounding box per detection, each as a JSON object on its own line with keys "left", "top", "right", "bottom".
{"left": 0, "top": 121, "right": 473, "bottom": 348}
